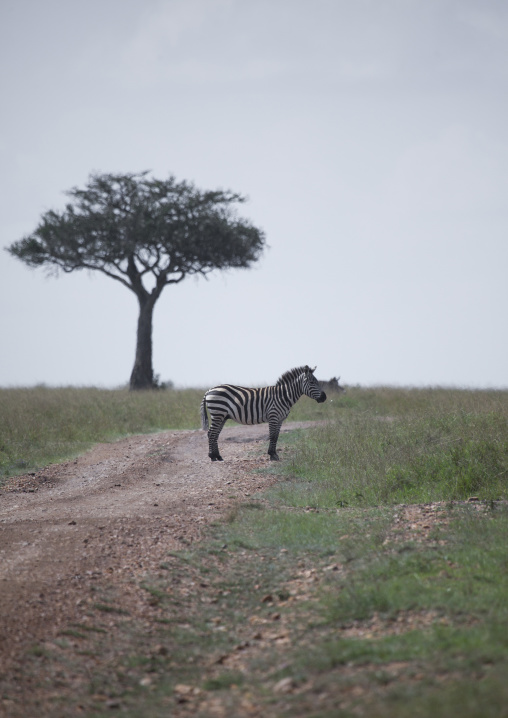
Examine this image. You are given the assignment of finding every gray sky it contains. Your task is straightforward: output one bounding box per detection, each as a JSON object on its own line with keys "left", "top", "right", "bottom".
{"left": 1, "top": 0, "right": 507, "bottom": 389}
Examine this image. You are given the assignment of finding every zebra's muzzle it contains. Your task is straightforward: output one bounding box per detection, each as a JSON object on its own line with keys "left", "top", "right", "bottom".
{"left": 317, "top": 391, "right": 327, "bottom": 403}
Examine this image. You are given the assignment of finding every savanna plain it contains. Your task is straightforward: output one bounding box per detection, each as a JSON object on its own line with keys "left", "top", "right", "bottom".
{"left": 1, "top": 384, "right": 508, "bottom": 717}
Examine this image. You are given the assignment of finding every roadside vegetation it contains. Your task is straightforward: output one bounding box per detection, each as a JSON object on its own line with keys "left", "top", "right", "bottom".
{"left": 2, "top": 384, "right": 508, "bottom": 716}
{"left": 0, "top": 386, "right": 204, "bottom": 482}
{"left": 277, "top": 385, "right": 508, "bottom": 506}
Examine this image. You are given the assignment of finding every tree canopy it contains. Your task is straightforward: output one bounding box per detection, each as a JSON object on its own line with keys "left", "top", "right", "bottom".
{"left": 8, "top": 172, "right": 266, "bottom": 388}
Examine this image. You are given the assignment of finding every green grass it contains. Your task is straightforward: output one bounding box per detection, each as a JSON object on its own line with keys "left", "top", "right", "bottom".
{"left": 0, "top": 385, "right": 204, "bottom": 481}
{"left": 275, "top": 386, "right": 508, "bottom": 507}
{"left": 223, "top": 503, "right": 389, "bottom": 556}
{"left": 283, "top": 505, "right": 508, "bottom": 717}
{"left": 322, "top": 505, "right": 508, "bottom": 624}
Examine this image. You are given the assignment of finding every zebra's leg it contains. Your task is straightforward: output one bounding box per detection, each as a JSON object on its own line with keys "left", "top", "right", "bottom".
{"left": 267, "top": 419, "right": 282, "bottom": 461}
{"left": 208, "top": 416, "right": 226, "bottom": 461}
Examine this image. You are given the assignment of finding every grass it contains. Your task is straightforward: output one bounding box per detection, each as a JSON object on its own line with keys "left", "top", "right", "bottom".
{"left": 276, "top": 386, "right": 508, "bottom": 507}
{"left": 3, "top": 384, "right": 508, "bottom": 716}
{"left": 223, "top": 502, "right": 389, "bottom": 556}
{"left": 289, "top": 505, "right": 508, "bottom": 717}
{"left": 0, "top": 385, "right": 204, "bottom": 481}
{"left": 21, "top": 502, "right": 507, "bottom": 717}
{"left": 0, "top": 383, "right": 344, "bottom": 482}
{"left": 321, "top": 505, "right": 508, "bottom": 625}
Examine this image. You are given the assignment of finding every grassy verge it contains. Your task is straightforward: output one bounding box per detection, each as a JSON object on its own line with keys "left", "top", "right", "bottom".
{"left": 0, "top": 386, "right": 204, "bottom": 481}
{"left": 280, "top": 385, "right": 508, "bottom": 506}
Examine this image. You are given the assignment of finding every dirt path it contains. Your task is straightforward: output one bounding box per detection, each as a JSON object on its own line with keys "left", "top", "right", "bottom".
{"left": 2, "top": 421, "right": 499, "bottom": 717}
{"left": 0, "top": 422, "right": 316, "bottom": 682}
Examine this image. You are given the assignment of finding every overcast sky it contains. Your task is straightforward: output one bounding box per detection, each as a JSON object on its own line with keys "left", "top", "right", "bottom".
{"left": 1, "top": 0, "right": 507, "bottom": 389}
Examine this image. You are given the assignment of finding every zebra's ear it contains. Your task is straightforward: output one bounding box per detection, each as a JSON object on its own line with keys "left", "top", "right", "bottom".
{"left": 310, "top": 365, "right": 317, "bottom": 373}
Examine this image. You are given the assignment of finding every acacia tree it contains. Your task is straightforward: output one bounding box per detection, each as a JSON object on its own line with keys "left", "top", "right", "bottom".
{"left": 8, "top": 172, "right": 266, "bottom": 389}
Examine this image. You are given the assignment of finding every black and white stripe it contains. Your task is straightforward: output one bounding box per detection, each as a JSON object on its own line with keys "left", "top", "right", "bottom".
{"left": 200, "top": 365, "right": 326, "bottom": 461}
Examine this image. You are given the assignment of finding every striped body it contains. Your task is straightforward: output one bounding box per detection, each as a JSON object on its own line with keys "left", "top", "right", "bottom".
{"left": 201, "top": 365, "right": 326, "bottom": 461}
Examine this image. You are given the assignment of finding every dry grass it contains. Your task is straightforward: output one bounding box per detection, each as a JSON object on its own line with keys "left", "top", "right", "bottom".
{"left": 0, "top": 386, "right": 204, "bottom": 481}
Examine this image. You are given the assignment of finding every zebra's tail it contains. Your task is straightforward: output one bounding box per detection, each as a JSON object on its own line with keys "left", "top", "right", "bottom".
{"left": 200, "top": 394, "right": 209, "bottom": 430}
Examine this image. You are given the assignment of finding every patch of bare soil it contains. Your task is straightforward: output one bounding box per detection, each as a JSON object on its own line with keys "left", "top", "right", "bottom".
{"left": 0, "top": 422, "right": 317, "bottom": 714}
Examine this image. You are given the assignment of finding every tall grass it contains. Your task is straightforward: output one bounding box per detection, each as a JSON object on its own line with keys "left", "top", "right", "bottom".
{"left": 0, "top": 386, "right": 204, "bottom": 481}
{"left": 0, "top": 381, "right": 335, "bottom": 482}
{"left": 3, "top": 384, "right": 508, "bottom": 504}
{"left": 275, "top": 386, "right": 508, "bottom": 506}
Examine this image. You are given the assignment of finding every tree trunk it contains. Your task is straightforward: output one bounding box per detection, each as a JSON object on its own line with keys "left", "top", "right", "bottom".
{"left": 129, "top": 295, "right": 156, "bottom": 390}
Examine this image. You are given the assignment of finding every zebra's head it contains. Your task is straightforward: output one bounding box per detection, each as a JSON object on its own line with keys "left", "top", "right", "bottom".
{"left": 302, "top": 366, "right": 327, "bottom": 404}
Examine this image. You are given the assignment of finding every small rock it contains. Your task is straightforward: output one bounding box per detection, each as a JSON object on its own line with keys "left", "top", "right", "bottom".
{"left": 174, "top": 683, "right": 201, "bottom": 699}
{"left": 273, "top": 677, "right": 295, "bottom": 694}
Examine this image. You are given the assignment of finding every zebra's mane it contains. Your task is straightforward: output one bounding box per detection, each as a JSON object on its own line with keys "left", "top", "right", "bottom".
{"left": 276, "top": 366, "right": 309, "bottom": 386}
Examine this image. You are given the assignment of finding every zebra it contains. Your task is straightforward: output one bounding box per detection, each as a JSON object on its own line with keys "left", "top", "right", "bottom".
{"left": 200, "top": 365, "right": 327, "bottom": 462}
{"left": 318, "top": 376, "right": 346, "bottom": 394}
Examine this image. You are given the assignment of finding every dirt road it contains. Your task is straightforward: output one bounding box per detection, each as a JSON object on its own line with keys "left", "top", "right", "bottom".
{"left": 0, "top": 422, "right": 308, "bottom": 686}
